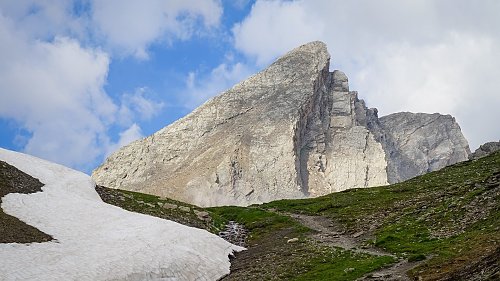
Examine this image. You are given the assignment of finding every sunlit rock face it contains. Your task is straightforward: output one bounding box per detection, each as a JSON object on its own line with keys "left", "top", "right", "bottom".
{"left": 92, "top": 41, "right": 470, "bottom": 207}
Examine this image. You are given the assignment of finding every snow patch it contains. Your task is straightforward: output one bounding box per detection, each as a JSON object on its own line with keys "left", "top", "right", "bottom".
{"left": 0, "top": 148, "right": 243, "bottom": 281}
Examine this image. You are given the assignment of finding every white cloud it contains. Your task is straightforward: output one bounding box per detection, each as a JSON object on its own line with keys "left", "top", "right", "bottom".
{"left": 182, "top": 62, "right": 254, "bottom": 108}
{"left": 232, "top": 0, "right": 500, "bottom": 149}
{"left": 90, "top": 0, "right": 223, "bottom": 59}
{"left": 105, "top": 123, "right": 143, "bottom": 157}
{"left": 118, "top": 87, "right": 165, "bottom": 126}
{"left": 354, "top": 33, "right": 500, "bottom": 149}
{"left": 232, "top": 0, "right": 324, "bottom": 65}
{"left": 0, "top": 0, "right": 223, "bottom": 171}
{"left": 1, "top": 0, "right": 224, "bottom": 59}
{"left": 0, "top": 0, "right": 86, "bottom": 40}
{"left": 0, "top": 13, "right": 113, "bottom": 170}
{"left": 0, "top": 5, "right": 165, "bottom": 171}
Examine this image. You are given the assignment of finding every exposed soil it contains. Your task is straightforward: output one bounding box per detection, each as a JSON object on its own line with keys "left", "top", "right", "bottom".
{"left": 219, "top": 211, "right": 400, "bottom": 281}
{"left": 287, "top": 213, "right": 427, "bottom": 281}
{"left": 95, "top": 185, "right": 214, "bottom": 231}
{"left": 440, "top": 247, "right": 499, "bottom": 281}
{"left": 288, "top": 213, "right": 387, "bottom": 256}
{"left": 0, "top": 160, "right": 52, "bottom": 243}
{"left": 220, "top": 227, "right": 307, "bottom": 281}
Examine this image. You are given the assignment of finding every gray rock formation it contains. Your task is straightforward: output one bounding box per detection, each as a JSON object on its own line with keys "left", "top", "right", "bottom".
{"left": 469, "top": 141, "right": 500, "bottom": 160}
{"left": 92, "top": 41, "right": 470, "bottom": 207}
{"left": 379, "top": 112, "right": 471, "bottom": 183}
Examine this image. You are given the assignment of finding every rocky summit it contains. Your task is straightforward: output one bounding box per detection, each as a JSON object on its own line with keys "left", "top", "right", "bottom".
{"left": 92, "top": 41, "right": 470, "bottom": 207}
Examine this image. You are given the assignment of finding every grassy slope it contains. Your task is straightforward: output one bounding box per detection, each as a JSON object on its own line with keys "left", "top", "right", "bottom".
{"left": 207, "top": 206, "right": 397, "bottom": 281}
{"left": 98, "top": 151, "right": 500, "bottom": 280}
{"left": 261, "top": 151, "right": 500, "bottom": 280}
{"left": 95, "top": 185, "right": 218, "bottom": 232}
{"left": 97, "top": 188, "right": 397, "bottom": 280}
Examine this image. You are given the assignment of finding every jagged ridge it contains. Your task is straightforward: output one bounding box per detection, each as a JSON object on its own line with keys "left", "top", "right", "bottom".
{"left": 93, "top": 41, "right": 470, "bottom": 207}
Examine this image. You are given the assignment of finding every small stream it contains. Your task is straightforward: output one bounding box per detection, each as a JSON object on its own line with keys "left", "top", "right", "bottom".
{"left": 218, "top": 221, "right": 248, "bottom": 247}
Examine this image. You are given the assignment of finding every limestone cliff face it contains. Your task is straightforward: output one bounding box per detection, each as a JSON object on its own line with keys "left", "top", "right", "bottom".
{"left": 92, "top": 41, "right": 470, "bottom": 207}
{"left": 297, "top": 70, "right": 389, "bottom": 196}
{"left": 379, "top": 112, "right": 471, "bottom": 183}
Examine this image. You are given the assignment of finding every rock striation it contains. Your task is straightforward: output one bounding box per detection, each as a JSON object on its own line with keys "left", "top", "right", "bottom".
{"left": 379, "top": 112, "right": 471, "bottom": 183}
{"left": 92, "top": 41, "right": 470, "bottom": 207}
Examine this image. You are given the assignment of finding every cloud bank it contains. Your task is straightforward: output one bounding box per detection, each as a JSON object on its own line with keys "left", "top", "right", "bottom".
{"left": 91, "top": 0, "right": 222, "bottom": 58}
{"left": 0, "top": 0, "right": 222, "bottom": 170}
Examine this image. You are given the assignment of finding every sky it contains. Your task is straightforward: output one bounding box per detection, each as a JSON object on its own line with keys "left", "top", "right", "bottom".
{"left": 0, "top": 0, "right": 499, "bottom": 174}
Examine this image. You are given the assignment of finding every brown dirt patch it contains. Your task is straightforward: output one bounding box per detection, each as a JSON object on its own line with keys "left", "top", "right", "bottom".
{"left": 0, "top": 160, "right": 52, "bottom": 243}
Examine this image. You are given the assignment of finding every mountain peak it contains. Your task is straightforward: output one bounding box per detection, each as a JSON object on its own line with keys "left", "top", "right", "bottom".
{"left": 92, "top": 42, "right": 469, "bottom": 207}
{"left": 285, "top": 41, "right": 328, "bottom": 56}
{"left": 267, "top": 41, "right": 330, "bottom": 77}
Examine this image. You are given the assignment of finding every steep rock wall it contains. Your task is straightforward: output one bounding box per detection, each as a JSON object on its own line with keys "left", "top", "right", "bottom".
{"left": 94, "top": 42, "right": 331, "bottom": 206}
{"left": 92, "top": 41, "right": 470, "bottom": 207}
{"left": 380, "top": 112, "right": 471, "bottom": 183}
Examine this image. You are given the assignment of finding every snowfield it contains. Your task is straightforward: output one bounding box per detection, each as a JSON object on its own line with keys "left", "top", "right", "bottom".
{"left": 0, "top": 148, "right": 244, "bottom": 281}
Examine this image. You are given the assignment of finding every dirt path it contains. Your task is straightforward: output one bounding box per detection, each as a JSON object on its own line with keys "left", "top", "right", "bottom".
{"left": 287, "top": 213, "right": 422, "bottom": 281}
{"left": 288, "top": 213, "right": 389, "bottom": 257}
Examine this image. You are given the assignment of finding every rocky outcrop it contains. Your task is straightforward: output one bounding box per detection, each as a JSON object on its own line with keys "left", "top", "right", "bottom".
{"left": 92, "top": 41, "right": 470, "bottom": 207}
{"left": 470, "top": 141, "right": 500, "bottom": 160}
{"left": 297, "top": 70, "right": 389, "bottom": 196}
{"left": 379, "top": 112, "right": 471, "bottom": 183}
